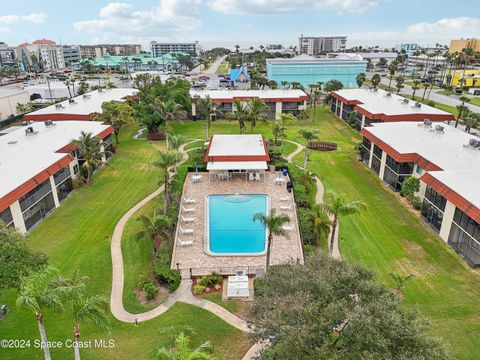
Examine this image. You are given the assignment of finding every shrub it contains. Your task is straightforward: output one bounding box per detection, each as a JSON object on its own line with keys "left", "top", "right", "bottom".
{"left": 411, "top": 196, "right": 423, "bottom": 210}
{"left": 427, "top": 100, "right": 435, "bottom": 107}
{"left": 155, "top": 264, "right": 181, "bottom": 292}
{"left": 401, "top": 177, "right": 420, "bottom": 199}
{"left": 198, "top": 272, "right": 223, "bottom": 288}
{"left": 298, "top": 208, "right": 315, "bottom": 245}
{"left": 143, "top": 281, "right": 159, "bottom": 300}
{"left": 193, "top": 284, "right": 206, "bottom": 295}
{"left": 304, "top": 244, "right": 317, "bottom": 254}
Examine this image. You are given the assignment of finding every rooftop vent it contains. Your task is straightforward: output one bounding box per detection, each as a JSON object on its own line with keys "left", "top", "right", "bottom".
{"left": 44, "top": 120, "right": 55, "bottom": 127}
{"left": 423, "top": 119, "right": 432, "bottom": 126}
{"left": 402, "top": 98, "right": 409, "bottom": 105}
{"left": 414, "top": 102, "right": 421, "bottom": 108}
{"left": 68, "top": 98, "right": 76, "bottom": 104}
{"left": 82, "top": 94, "right": 91, "bottom": 99}
{"left": 98, "top": 88, "right": 104, "bottom": 93}
{"left": 435, "top": 125, "right": 444, "bottom": 133}
{"left": 373, "top": 88, "right": 378, "bottom": 92}
{"left": 25, "top": 127, "right": 39, "bottom": 136}
{"left": 55, "top": 104, "right": 65, "bottom": 110}
{"left": 385, "top": 92, "right": 392, "bottom": 97}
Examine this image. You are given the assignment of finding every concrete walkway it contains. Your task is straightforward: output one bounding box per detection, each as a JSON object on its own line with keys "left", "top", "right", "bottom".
{"left": 285, "top": 140, "right": 341, "bottom": 259}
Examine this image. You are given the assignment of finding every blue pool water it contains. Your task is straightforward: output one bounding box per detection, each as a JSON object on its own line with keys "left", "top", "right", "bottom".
{"left": 208, "top": 194, "right": 268, "bottom": 254}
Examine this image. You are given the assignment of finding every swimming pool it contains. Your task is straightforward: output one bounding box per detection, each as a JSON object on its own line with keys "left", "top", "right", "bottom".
{"left": 206, "top": 194, "right": 268, "bottom": 255}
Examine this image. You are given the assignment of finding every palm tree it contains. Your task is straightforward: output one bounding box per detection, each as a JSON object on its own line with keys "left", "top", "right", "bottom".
{"left": 464, "top": 112, "right": 479, "bottom": 133}
{"left": 270, "top": 121, "right": 286, "bottom": 146}
{"left": 298, "top": 128, "right": 319, "bottom": 170}
{"left": 320, "top": 190, "right": 367, "bottom": 255}
{"left": 395, "top": 75, "right": 405, "bottom": 94}
{"left": 421, "top": 82, "right": 429, "bottom": 101}
{"left": 136, "top": 212, "right": 174, "bottom": 254}
{"left": 196, "top": 96, "right": 214, "bottom": 139}
{"left": 371, "top": 73, "right": 381, "bottom": 89}
{"left": 389, "top": 272, "right": 414, "bottom": 298}
{"left": 253, "top": 209, "right": 290, "bottom": 269}
{"left": 387, "top": 62, "right": 397, "bottom": 90}
{"left": 150, "top": 99, "right": 188, "bottom": 125}
{"left": 17, "top": 266, "right": 64, "bottom": 360}
{"left": 411, "top": 79, "right": 421, "bottom": 100}
{"left": 232, "top": 99, "right": 247, "bottom": 134}
{"left": 307, "top": 205, "right": 332, "bottom": 247}
{"left": 279, "top": 113, "right": 295, "bottom": 152}
{"left": 246, "top": 98, "right": 269, "bottom": 133}
{"left": 455, "top": 104, "right": 470, "bottom": 128}
{"left": 61, "top": 271, "right": 109, "bottom": 360}
{"left": 280, "top": 80, "right": 290, "bottom": 89}
{"left": 152, "top": 150, "right": 182, "bottom": 215}
{"left": 74, "top": 131, "right": 106, "bottom": 185}
{"left": 356, "top": 72, "right": 366, "bottom": 88}
{"left": 157, "top": 332, "right": 213, "bottom": 360}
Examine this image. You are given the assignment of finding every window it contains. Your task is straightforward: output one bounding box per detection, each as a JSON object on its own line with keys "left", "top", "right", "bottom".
{"left": 371, "top": 156, "right": 381, "bottom": 175}
{"left": 57, "top": 178, "right": 73, "bottom": 203}
{"left": 415, "top": 165, "right": 424, "bottom": 176}
{"left": 19, "top": 180, "right": 52, "bottom": 212}
{"left": 449, "top": 222, "right": 480, "bottom": 268}
{"left": 0, "top": 207, "right": 13, "bottom": 226}
{"left": 54, "top": 166, "right": 71, "bottom": 185}
{"left": 453, "top": 208, "right": 480, "bottom": 241}
{"left": 23, "top": 193, "right": 56, "bottom": 231}
{"left": 73, "top": 164, "right": 79, "bottom": 175}
{"left": 425, "top": 187, "right": 446, "bottom": 212}
{"left": 421, "top": 200, "right": 444, "bottom": 232}
{"left": 373, "top": 145, "right": 382, "bottom": 159}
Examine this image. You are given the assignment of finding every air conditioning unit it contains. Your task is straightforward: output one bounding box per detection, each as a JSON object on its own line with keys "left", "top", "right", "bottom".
{"left": 414, "top": 102, "right": 421, "bottom": 108}
{"left": 236, "top": 269, "right": 247, "bottom": 276}
{"left": 423, "top": 119, "right": 432, "bottom": 126}
{"left": 386, "top": 92, "right": 392, "bottom": 97}
{"left": 402, "top": 98, "right": 409, "bottom": 104}
{"left": 435, "top": 125, "right": 444, "bottom": 133}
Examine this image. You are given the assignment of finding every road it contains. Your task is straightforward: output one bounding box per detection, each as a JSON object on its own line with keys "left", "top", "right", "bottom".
{"left": 369, "top": 71, "right": 480, "bottom": 113}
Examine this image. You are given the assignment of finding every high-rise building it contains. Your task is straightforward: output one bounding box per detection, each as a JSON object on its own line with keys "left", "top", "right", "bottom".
{"left": 0, "top": 42, "right": 16, "bottom": 67}
{"left": 62, "top": 45, "right": 81, "bottom": 67}
{"left": 395, "top": 43, "right": 420, "bottom": 55}
{"left": 150, "top": 41, "right": 200, "bottom": 57}
{"left": 449, "top": 38, "right": 480, "bottom": 54}
{"left": 79, "top": 44, "right": 142, "bottom": 58}
{"left": 16, "top": 39, "right": 65, "bottom": 71}
{"left": 299, "top": 36, "right": 347, "bottom": 55}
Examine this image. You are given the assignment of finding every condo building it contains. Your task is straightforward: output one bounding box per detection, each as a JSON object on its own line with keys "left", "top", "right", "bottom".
{"left": 299, "top": 36, "right": 347, "bottom": 55}
{"left": 150, "top": 41, "right": 200, "bottom": 56}
{"left": 331, "top": 88, "right": 455, "bottom": 130}
{"left": 360, "top": 121, "right": 480, "bottom": 267}
{"left": 190, "top": 89, "right": 308, "bottom": 120}
{"left": 0, "top": 121, "right": 114, "bottom": 233}
{"left": 79, "top": 44, "right": 142, "bottom": 58}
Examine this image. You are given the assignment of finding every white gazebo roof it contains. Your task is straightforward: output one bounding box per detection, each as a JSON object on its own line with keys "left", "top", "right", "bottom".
{"left": 206, "top": 161, "right": 267, "bottom": 171}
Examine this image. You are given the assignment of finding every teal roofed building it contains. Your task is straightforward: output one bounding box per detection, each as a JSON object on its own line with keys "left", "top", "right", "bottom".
{"left": 266, "top": 54, "right": 367, "bottom": 89}
{"left": 75, "top": 52, "right": 193, "bottom": 72}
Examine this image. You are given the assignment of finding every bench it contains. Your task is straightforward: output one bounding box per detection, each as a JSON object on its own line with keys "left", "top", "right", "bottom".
{"left": 307, "top": 141, "right": 338, "bottom": 151}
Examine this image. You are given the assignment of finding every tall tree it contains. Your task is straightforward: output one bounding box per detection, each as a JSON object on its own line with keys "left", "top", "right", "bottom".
{"left": 74, "top": 131, "right": 106, "bottom": 185}
{"left": 196, "top": 96, "right": 214, "bottom": 139}
{"left": 270, "top": 121, "right": 286, "bottom": 146}
{"left": 61, "top": 271, "right": 109, "bottom": 360}
{"left": 92, "top": 101, "right": 135, "bottom": 144}
{"left": 395, "top": 75, "right": 405, "bottom": 94}
{"left": 17, "top": 266, "right": 64, "bottom": 360}
{"left": 355, "top": 72, "right": 366, "bottom": 88}
{"left": 247, "top": 98, "right": 269, "bottom": 133}
{"left": 136, "top": 212, "right": 174, "bottom": 254}
{"left": 249, "top": 252, "right": 449, "bottom": 360}
{"left": 307, "top": 205, "right": 332, "bottom": 246}
{"left": 371, "top": 73, "right": 381, "bottom": 89}
{"left": 388, "top": 61, "right": 397, "bottom": 90}
{"left": 152, "top": 150, "right": 182, "bottom": 215}
{"left": 253, "top": 209, "right": 290, "bottom": 269}
{"left": 412, "top": 79, "right": 421, "bottom": 100}
{"left": 455, "top": 104, "right": 469, "bottom": 128}
{"left": 298, "top": 128, "right": 319, "bottom": 170}
{"left": 0, "top": 224, "right": 47, "bottom": 290}
{"left": 320, "top": 190, "right": 366, "bottom": 255}
{"left": 231, "top": 99, "right": 248, "bottom": 134}
{"left": 157, "top": 332, "right": 213, "bottom": 360}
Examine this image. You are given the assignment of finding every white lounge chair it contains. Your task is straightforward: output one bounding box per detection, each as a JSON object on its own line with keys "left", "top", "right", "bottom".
{"left": 182, "top": 206, "right": 196, "bottom": 213}
{"left": 178, "top": 239, "right": 194, "bottom": 247}
{"left": 280, "top": 196, "right": 290, "bottom": 202}
{"left": 280, "top": 204, "right": 292, "bottom": 211}
{"left": 248, "top": 172, "right": 255, "bottom": 181}
{"left": 282, "top": 224, "right": 295, "bottom": 231}
{"left": 179, "top": 226, "right": 194, "bottom": 235}
{"left": 183, "top": 196, "right": 196, "bottom": 204}
{"left": 181, "top": 215, "right": 195, "bottom": 223}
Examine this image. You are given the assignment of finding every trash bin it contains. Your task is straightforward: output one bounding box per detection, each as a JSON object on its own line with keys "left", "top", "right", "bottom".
{"left": 286, "top": 181, "right": 293, "bottom": 193}
{"left": 282, "top": 168, "right": 287, "bottom": 177}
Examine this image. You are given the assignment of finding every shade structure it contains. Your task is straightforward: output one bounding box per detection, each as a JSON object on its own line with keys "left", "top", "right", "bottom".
{"left": 206, "top": 161, "right": 268, "bottom": 171}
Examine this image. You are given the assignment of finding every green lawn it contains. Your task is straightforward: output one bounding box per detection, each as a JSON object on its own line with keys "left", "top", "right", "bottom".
{"left": 406, "top": 95, "right": 459, "bottom": 115}
{"left": 0, "top": 125, "right": 249, "bottom": 360}
{"left": 215, "top": 63, "right": 229, "bottom": 74}
{"left": 169, "top": 109, "right": 480, "bottom": 359}
{"left": 469, "top": 97, "right": 480, "bottom": 106}
{"left": 292, "top": 110, "right": 480, "bottom": 360}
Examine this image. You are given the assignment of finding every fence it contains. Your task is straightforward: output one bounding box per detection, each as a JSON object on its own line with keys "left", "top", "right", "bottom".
{"left": 307, "top": 141, "right": 338, "bottom": 151}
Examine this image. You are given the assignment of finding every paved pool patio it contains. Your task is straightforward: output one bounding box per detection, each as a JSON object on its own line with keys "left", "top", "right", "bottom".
{"left": 171, "top": 171, "right": 304, "bottom": 277}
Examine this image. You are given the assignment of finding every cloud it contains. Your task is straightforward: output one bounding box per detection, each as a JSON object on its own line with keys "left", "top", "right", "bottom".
{"left": 207, "top": 0, "right": 379, "bottom": 15}
{"left": 346, "top": 17, "right": 480, "bottom": 47}
{"left": 73, "top": 1, "right": 202, "bottom": 44}
{"left": 0, "top": 13, "right": 47, "bottom": 24}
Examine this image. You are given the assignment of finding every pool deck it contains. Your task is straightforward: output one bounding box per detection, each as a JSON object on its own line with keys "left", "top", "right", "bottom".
{"left": 171, "top": 171, "right": 304, "bottom": 276}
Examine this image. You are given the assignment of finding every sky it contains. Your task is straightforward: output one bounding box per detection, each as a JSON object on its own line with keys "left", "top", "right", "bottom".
{"left": 1, "top": 0, "right": 479, "bottom": 50}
